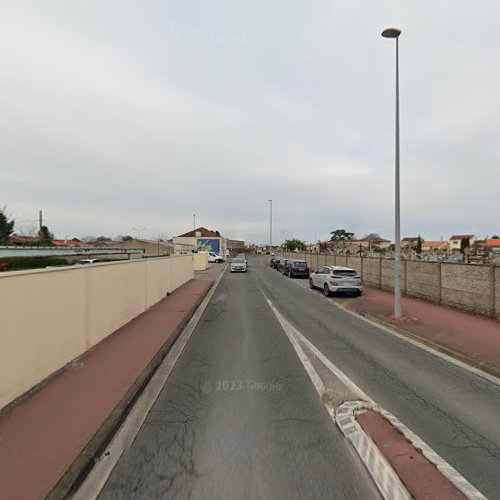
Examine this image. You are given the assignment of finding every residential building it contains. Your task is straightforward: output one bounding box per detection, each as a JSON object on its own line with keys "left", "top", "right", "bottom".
{"left": 449, "top": 234, "right": 476, "bottom": 251}
{"left": 475, "top": 238, "right": 500, "bottom": 255}
{"left": 401, "top": 237, "right": 421, "bottom": 249}
{"left": 173, "top": 227, "right": 227, "bottom": 257}
{"left": 358, "top": 236, "right": 392, "bottom": 250}
{"left": 422, "top": 241, "right": 449, "bottom": 252}
{"left": 227, "top": 239, "right": 245, "bottom": 257}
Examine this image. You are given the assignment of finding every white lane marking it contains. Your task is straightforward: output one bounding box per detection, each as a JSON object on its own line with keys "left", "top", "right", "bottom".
{"left": 336, "top": 303, "right": 500, "bottom": 388}
{"left": 267, "top": 300, "right": 373, "bottom": 404}
{"left": 337, "top": 402, "right": 487, "bottom": 500}
{"left": 263, "top": 295, "right": 409, "bottom": 499}
{"left": 263, "top": 289, "right": 488, "bottom": 500}
{"left": 71, "top": 266, "right": 227, "bottom": 500}
{"left": 336, "top": 401, "right": 411, "bottom": 500}
{"left": 275, "top": 269, "right": 500, "bottom": 388}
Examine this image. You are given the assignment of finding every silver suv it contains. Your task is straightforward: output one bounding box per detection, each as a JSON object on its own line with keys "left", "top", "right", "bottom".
{"left": 309, "top": 266, "right": 362, "bottom": 296}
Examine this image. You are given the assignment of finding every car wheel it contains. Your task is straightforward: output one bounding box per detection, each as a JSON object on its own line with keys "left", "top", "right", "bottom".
{"left": 323, "top": 284, "right": 331, "bottom": 297}
{"left": 356, "top": 290, "right": 362, "bottom": 296}
{"left": 309, "top": 278, "right": 314, "bottom": 289}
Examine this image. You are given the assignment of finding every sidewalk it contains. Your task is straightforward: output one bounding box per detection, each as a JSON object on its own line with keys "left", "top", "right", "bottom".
{"left": 0, "top": 269, "right": 221, "bottom": 500}
{"left": 346, "top": 287, "right": 500, "bottom": 377}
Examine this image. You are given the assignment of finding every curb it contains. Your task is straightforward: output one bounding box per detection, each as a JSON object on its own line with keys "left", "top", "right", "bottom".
{"left": 337, "top": 401, "right": 486, "bottom": 500}
{"left": 344, "top": 303, "right": 500, "bottom": 381}
{"left": 336, "top": 401, "right": 411, "bottom": 500}
{"left": 46, "top": 281, "right": 214, "bottom": 500}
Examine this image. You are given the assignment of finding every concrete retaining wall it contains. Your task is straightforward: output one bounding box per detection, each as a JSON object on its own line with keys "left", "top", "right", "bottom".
{"left": 274, "top": 252, "right": 499, "bottom": 321}
{"left": 0, "top": 255, "right": 194, "bottom": 410}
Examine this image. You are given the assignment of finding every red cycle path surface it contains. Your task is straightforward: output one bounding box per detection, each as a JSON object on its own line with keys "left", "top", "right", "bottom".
{"left": 0, "top": 276, "right": 214, "bottom": 500}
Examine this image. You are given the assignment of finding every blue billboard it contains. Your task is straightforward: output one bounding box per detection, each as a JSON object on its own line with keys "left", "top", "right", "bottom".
{"left": 197, "top": 238, "right": 220, "bottom": 254}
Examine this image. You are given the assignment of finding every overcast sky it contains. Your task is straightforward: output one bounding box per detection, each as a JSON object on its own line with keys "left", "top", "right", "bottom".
{"left": 1, "top": 1, "right": 499, "bottom": 244}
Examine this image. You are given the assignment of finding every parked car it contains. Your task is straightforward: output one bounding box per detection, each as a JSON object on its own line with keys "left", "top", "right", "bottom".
{"left": 309, "top": 265, "right": 362, "bottom": 296}
{"left": 281, "top": 259, "right": 293, "bottom": 274}
{"left": 274, "top": 258, "right": 286, "bottom": 271}
{"left": 76, "top": 258, "right": 103, "bottom": 265}
{"left": 283, "top": 260, "right": 310, "bottom": 278}
{"left": 230, "top": 257, "right": 247, "bottom": 273}
{"left": 270, "top": 256, "right": 280, "bottom": 268}
{"left": 204, "top": 251, "right": 224, "bottom": 263}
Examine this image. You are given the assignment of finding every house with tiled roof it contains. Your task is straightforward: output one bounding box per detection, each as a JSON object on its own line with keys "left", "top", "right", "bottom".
{"left": 422, "top": 241, "right": 449, "bottom": 252}
{"left": 475, "top": 238, "right": 500, "bottom": 255}
{"left": 449, "top": 234, "right": 476, "bottom": 251}
{"left": 173, "top": 227, "right": 226, "bottom": 257}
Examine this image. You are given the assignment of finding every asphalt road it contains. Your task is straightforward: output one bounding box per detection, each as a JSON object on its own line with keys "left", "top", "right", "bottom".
{"left": 254, "top": 256, "right": 500, "bottom": 499}
{"left": 97, "top": 259, "right": 379, "bottom": 500}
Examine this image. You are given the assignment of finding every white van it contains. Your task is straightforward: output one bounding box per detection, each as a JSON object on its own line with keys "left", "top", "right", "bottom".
{"left": 202, "top": 251, "right": 224, "bottom": 263}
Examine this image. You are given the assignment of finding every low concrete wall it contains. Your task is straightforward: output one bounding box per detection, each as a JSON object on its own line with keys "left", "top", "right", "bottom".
{"left": 406, "top": 261, "right": 440, "bottom": 302}
{"left": 275, "top": 251, "right": 499, "bottom": 321}
{"left": 440, "top": 263, "right": 492, "bottom": 317}
{"left": 0, "top": 255, "right": 194, "bottom": 410}
{"left": 193, "top": 252, "right": 208, "bottom": 271}
{"left": 496, "top": 267, "right": 500, "bottom": 321}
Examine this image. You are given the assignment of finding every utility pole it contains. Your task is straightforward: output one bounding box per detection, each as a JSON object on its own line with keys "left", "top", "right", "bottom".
{"left": 193, "top": 213, "right": 196, "bottom": 230}
{"left": 268, "top": 200, "right": 272, "bottom": 251}
{"left": 39, "top": 210, "right": 43, "bottom": 232}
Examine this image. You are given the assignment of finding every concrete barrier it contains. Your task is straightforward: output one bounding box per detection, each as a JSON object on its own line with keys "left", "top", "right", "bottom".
{"left": 0, "top": 255, "right": 194, "bottom": 410}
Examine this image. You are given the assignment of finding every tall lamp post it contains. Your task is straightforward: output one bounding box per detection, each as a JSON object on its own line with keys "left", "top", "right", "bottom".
{"left": 132, "top": 227, "right": 147, "bottom": 240}
{"left": 268, "top": 200, "right": 273, "bottom": 252}
{"left": 382, "top": 27, "right": 402, "bottom": 317}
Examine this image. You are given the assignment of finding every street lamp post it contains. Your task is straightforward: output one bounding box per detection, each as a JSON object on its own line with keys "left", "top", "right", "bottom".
{"left": 132, "top": 227, "right": 147, "bottom": 240}
{"left": 268, "top": 200, "right": 273, "bottom": 252}
{"left": 382, "top": 27, "right": 402, "bottom": 317}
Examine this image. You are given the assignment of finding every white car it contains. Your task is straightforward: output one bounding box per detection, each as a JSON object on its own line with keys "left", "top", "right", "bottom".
{"left": 206, "top": 251, "right": 224, "bottom": 263}
{"left": 309, "top": 265, "right": 362, "bottom": 296}
{"left": 230, "top": 257, "right": 247, "bottom": 272}
{"left": 76, "top": 258, "right": 103, "bottom": 265}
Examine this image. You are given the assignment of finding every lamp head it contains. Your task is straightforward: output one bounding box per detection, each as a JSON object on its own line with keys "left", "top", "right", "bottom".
{"left": 382, "top": 28, "right": 401, "bottom": 38}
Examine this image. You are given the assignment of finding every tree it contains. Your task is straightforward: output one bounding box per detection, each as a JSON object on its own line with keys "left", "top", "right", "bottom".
{"left": 363, "top": 233, "right": 381, "bottom": 240}
{"left": 416, "top": 235, "right": 423, "bottom": 255}
{"left": 492, "top": 235, "right": 499, "bottom": 239}
{"left": 0, "top": 206, "right": 15, "bottom": 245}
{"left": 282, "top": 239, "right": 305, "bottom": 252}
{"left": 38, "top": 225, "right": 54, "bottom": 245}
{"left": 95, "top": 236, "right": 112, "bottom": 243}
{"left": 122, "top": 235, "right": 134, "bottom": 241}
{"left": 71, "top": 237, "right": 81, "bottom": 242}
{"left": 330, "top": 229, "right": 355, "bottom": 242}
{"left": 460, "top": 238, "right": 470, "bottom": 254}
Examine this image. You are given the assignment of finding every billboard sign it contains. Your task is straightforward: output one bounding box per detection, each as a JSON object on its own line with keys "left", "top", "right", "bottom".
{"left": 197, "top": 238, "right": 220, "bottom": 254}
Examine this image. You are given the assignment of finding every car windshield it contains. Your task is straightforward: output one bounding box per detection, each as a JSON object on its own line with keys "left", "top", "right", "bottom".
{"left": 233, "top": 259, "right": 245, "bottom": 263}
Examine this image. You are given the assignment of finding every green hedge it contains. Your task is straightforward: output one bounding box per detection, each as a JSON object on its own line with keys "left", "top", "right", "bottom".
{"left": 0, "top": 257, "right": 69, "bottom": 271}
